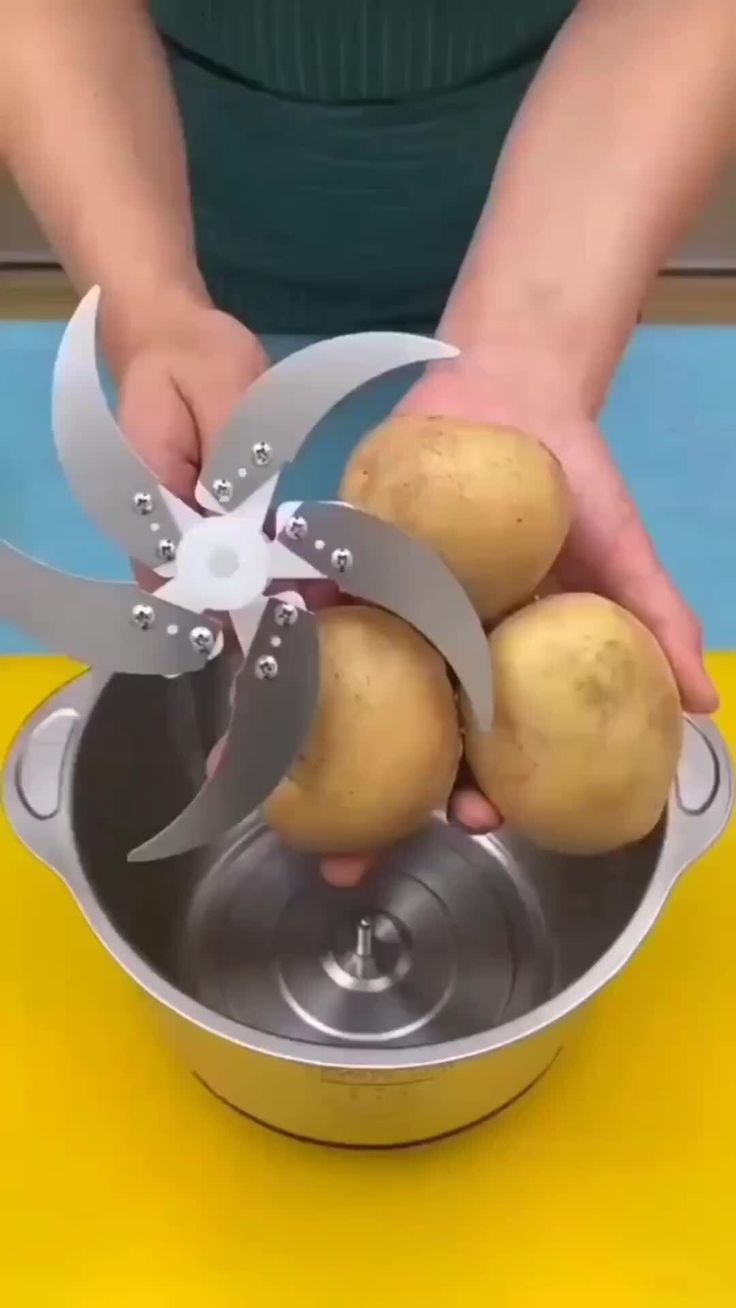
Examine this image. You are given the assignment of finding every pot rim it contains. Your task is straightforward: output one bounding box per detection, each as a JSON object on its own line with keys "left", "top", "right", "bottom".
{"left": 6, "top": 671, "right": 733, "bottom": 1071}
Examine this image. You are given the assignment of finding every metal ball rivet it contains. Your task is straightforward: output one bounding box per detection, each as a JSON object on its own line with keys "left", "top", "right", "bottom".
{"left": 212, "top": 478, "right": 233, "bottom": 505}
{"left": 274, "top": 602, "right": 298, "bottom": 627}
{"left": 189, "top": 626, "right": 215, "bottom": 656}
{"left": 331, "top": 547, "right": 353, "bottom": 573}
{"left": 286, "top": 514, "right": 307, "bottom": 541}
{"left": 131, "top": 603, "right": 155, "bottom": 630}
{"left": 132, "top": 491, "right": 153, "bottom": 516}
{"left": 156, "top": 538, "right": 177, "bottom": 563}
{"left": 255, "top": 654, "right": 279, "bottom": 680}
{"left": 251, "top": 441, "right": 272, "bottom": 468}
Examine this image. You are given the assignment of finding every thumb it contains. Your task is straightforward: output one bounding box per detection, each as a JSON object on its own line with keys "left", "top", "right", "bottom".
{"left": 603, "top": 529, "right": 717, "bottom": 715}
{"left": 183, "top": 334, "right": 271, "bottom": 464}
{"left": 118, "top": 358, "right": 201, "bottom": 593}
{"left": 629, "top": 569, "right": 717, "bottom": 716}
{"left": 118, "top": 356, "right": 200, "bottom": 502}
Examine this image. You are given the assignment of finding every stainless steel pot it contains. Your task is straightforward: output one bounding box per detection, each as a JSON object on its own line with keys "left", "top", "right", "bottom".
{"left": 5, "top": 665, "right": 732, "bottom": 1148}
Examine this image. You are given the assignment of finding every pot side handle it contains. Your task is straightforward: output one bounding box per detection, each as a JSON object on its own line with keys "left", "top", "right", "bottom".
{"left": 671, "top": 716, "right": 734, "bottom": 866}
{"left": 3, "top": 674, "right": 96, "bottom": 885}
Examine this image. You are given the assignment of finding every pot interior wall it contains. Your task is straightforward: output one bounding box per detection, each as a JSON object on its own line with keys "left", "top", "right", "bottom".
{"left": 70, "top": 672, "right": 666, "bottom": 1030}
{"left": 71, "top": 666, "right": 229, "bottom": 983}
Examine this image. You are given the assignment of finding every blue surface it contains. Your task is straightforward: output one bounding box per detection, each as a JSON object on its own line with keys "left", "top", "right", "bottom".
{"left": 1, "top": 321, "right": 735, "bottom": 653}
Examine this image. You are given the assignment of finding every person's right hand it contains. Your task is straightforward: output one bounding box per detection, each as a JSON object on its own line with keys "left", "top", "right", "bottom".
{"left": 320, "top": 343, "right": 719, "bottom": 889}
{"left": 104, "top": 292, "right": 270, "bottom": 504}
{"left": 105, "top": 291, "right": 343, "bottom": 871}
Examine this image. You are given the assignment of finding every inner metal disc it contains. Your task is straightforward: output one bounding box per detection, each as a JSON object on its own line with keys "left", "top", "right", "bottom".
{"left": 178, "top": 819, "right": 554, "bottom": 1048}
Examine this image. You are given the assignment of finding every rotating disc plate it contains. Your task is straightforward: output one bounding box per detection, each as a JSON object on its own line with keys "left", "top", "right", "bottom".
{"left": 178, "top": 820, "right": 554, "bottom": 1048}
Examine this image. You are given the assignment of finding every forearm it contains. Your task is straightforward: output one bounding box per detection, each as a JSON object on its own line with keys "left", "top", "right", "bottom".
{"left": 1, "top": 1, "right": 207, "bottom": 349}
{"left": 441, "top": 0, "right": 736, "bottom": 414}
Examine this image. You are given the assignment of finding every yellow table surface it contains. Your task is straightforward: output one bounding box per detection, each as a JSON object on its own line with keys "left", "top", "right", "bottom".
{"left": 1, "top": 656, "right": 735, "bottom": 1307}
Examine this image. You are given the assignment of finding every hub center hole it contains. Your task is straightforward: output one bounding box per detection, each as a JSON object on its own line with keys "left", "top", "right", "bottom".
{"left": 209, "top": 546, "right": 240, "bottom": 579}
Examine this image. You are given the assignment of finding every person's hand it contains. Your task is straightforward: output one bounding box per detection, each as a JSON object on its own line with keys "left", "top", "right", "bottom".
{"left": 400, "top": 349, "right": 717, "bottom": 712}
{"left": 104, "top": 291, "right": 270, "bottom": 505}
{"left": 104, "top": 291, "right": 346, "bottom": 869}
{"left": 322, "top": 346, "right": 718, "bottom": 888}
{"left": 105, "top": 290, "right": 269, "bottom": 604}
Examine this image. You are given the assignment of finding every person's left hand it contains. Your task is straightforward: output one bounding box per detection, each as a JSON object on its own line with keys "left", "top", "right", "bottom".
{"left": 321, "top": 346, "right": 717, "bottom": 887}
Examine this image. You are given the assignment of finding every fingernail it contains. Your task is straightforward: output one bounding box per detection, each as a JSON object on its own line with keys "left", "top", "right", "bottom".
{"left": 703, "top": 678, "right": 720, "bottom": 712}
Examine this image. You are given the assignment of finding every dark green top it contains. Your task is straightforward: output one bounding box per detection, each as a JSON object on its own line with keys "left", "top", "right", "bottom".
{"left": 151, "top": 1, "right": 573, "bottom": 332}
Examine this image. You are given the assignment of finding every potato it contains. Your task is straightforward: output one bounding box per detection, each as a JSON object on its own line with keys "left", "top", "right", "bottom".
{"left": 264, "top": 605, "right": 461, "bottom": 853}
{"left": 462, "top": 594, "right": 683, "bottom": 854}
{"left": 340, "top": 415, "right": 570, "bottom": 622}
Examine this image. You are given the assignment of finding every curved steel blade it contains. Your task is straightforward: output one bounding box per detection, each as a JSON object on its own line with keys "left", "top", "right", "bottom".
{"left": 198, "top": 333, "right": 459, "bottom": 513}
{"left": 229, "top": 597, "right": 270, "bottom": 660}
{"left": 0, "top": 540, "right": 221, "bottom": 675}
{"left": 278, "top": 503, "right": 493, "bottom": 730}
{"left": 129, "top": 598, "right": 320, "bottom": 861}
{"left": 266, "top": 537, "right": 326, "bottom": 583}
{"left": 53, "top": 286, "right": 197, "bottom": 569}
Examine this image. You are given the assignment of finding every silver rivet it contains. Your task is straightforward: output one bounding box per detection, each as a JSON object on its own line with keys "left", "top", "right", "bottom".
{"left": 286, "top": 514, "right": 307, "bottom": 541}
{"left": 131, "top": 603, "right": 155, "bottom": 630}
{"left": 331, "top": 547, "right": 353, "bottom": 573}
{"left": 150, "top": 522, "right": 160, "bottom": 533}
{"left": 167, "top": 623, "right": 179, "bottom": 636}
{"left": 156, "top": 538, "right": 177, "bottom": 563}
{"left": 252, "top": 441, "right": 272, "bottom": 468}
{"left": 189, "top": 626, "right": 215, "bottom": 656}
{"left": 132, "top": 491, "right": 153, "bottom": 516}
{"left": 270, "top": 636, "right": 282, "bottom": 649}
{"left": 274, "top": 602, "right": 298, "bottom": 627}
{"left": 255, "top": 654, "right": 278, "bottom": 680}
{"left": 315, "top": 539, "right": 325, "bottom": 551}
{"left": 237, "top": 467, "right": 248, "bottom": 479}
{"left": 212, "top": 478, "right": 233, "bottom": 505}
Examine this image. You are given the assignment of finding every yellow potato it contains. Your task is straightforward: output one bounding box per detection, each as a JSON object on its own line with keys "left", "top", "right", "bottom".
{"left": 463, "top": 594, "right": 683, "bottom": 854}
{"left": 264, "top": 605, "right": 461, "bottom": 853}
{"left": 340, "top": 415, "right": 570, "bottom": 622}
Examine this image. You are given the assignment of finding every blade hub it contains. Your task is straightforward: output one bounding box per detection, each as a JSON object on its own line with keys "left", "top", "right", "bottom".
{"left": 209, "top": 545, "right": 239, "bottom": 578}
{"left": 175, "top": 513, "right": 269, "bottom": 611}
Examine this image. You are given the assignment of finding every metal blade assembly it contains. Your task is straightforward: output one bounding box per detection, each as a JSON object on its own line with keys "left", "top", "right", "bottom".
{"left": 275, "top": 502, "right": 493, "bottom": 731}
{"left": 0, "top": 541, "right": 221, "bottom": 675}
{"left": 197, "top": 331, "right": 459, "bottom": 514}
{"left": 129, "top": 598, "right": 319, "bottom": 862}
{"left": 52, "top": 286, "right": 198, "bottom": 571}
{"left": 3, "top": 283, "right": 493, "bottom": 862}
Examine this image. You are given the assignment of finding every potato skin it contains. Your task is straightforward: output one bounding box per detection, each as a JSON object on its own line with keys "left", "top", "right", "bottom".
{"left": 463, "top": 594, "right": 683, "bottom": 855}
{"left": 340, "top": 415, "right": 570, "bottom": 622}
{"left": 264, "top": 606, "right": 461, "bottom": 853}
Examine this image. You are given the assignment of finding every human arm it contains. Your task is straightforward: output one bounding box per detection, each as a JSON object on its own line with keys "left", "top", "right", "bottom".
{"left": 1, "top": 0, "right": 266, "bottom": 496}
{"left": 405, "top": 0, "right": 735, "bottom": 714}
{"left": 437, "top": 0, "right": 736, "bottom": 413}
{"left": 327, "top": 0, "right": 735, "bottom": 885}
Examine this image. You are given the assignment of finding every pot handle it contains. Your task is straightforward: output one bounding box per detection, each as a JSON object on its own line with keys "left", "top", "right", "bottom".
{"left": 671, "top": 715, "right": 734, "bottom": 868}
{"left": 3, "top": 673, "right": 97, "bottom": 886}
